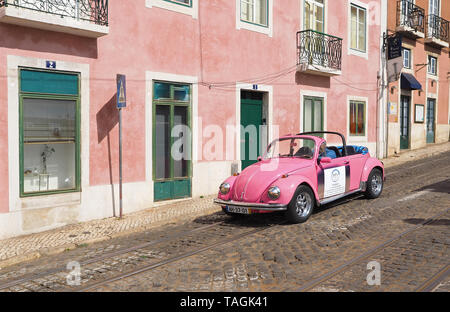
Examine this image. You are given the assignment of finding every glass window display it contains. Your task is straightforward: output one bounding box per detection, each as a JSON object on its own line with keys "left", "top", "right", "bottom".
{"left": 20, "top": 69, "right": 80, "bottom": 196}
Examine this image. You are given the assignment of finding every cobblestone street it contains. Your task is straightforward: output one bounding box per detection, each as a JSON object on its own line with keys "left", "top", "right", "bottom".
{"left": 0, "top": 152, "right": 449, "bottom": 292}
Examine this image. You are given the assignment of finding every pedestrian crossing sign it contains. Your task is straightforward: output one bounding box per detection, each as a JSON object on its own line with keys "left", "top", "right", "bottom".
{"left": 117, "top": 74, "right": 127, "bottom": 108}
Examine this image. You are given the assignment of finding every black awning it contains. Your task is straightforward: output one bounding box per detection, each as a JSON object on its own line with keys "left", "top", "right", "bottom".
{"left": 401, "top": 73, "right": 422, "bottom": 90}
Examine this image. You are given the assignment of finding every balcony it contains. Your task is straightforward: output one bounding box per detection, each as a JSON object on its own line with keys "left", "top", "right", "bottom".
{"left": 0, "top": 0, "right": 109, "bottom": 38}
{"left": 396, "top": 0, "right": 425, "bottom": 39}
{"left": 296, "top": 30, "right": 342, "bottom": 77}
{"left": 425, "top": 14, "right": 449, "bottom": 49}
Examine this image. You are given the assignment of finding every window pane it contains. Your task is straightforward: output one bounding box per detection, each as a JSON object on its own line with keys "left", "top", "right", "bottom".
{"left": 173, "top": 85, "right": 190, "bottom": 101}
{"left": 22, "top": 97, "right": 77, "bottom": 193}
{"left": 403, "top": 49, "right": 410, "bottom": 68}
{"left": 314, "top": 100, "right": 323, "bottom": 131}
{"left": 357, "top": 103, "right": 365, "bottom": 134}
{"left": 154, "top": 82, "right": 170, "bottom": 100}
{"left": 173, "top": 106, "right": 188, "bottom": 178}
{"left": 304, "top": 99, "right": 313, "bottom": 132}
{"left": 256, "top": 0, "right": 267, "bottom": 25}
{"left": 350, "top": 102, "right": 357, "bottom": 134}
{"left": 358, "top": 9, "right": 366, "bottom": 51}
{"left": 351, "top": 6, "right": 358, "bottom": 49}
{"left": 24, "top": 143, "right": 76, "bottom": 193}
{"left": 315, "top": 6, "right": 324, "bottom": 32}
{"left": 23, "top": 98, "right": 76, "bottom": 143}
{"left": 155, "top": 105, "right": 171, "bottom": 180}
{"left": 241, "top": 0, "right": 254, "bottom": 23}
{"left": 304, "top": 2, "right": 311, "bottom": 29}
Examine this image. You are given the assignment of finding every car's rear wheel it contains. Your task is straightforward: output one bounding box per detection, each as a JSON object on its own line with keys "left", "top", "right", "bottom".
{"left": 286, "top": 185, "right": 315, "bottom": 224}
{"left": 365, "top": 168, "right": 383, "bottom": 199}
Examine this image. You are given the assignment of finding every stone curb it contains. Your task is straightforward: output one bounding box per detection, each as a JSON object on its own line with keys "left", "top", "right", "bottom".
{"left": 0, "top": 141, "right": 448, "bottom": 270}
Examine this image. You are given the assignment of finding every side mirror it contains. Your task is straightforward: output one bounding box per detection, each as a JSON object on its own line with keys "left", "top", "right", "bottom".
{"left": 320, "top": 157, "right": 332, "bottom": 164}
{"left": 257, "top": 156, "right": 262, "bottom": 162}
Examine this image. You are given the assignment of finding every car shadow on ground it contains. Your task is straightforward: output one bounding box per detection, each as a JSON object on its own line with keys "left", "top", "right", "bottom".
{"left": 192, "top": 210, "right": 287, "bottom": 228}
{"left": 416, "top": 179, "right": 450, "bottom": 194}
{"left": 403, "top": 218, "right": 450, "bottom": 226}
{"left": 193, "top": 192, "right": 368, "bottom": 228}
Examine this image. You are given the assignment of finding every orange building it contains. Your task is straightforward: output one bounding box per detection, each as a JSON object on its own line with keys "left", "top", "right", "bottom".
{"left": 386, "top": 0, "right": 449, "bottom": 155}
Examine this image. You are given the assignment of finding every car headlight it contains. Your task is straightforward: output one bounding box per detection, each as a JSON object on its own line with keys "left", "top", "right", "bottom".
{"left": 220, "top": 182, "right": 231, "bottom": 195}
{"left": 268, "top": 186, "right": 281, "bottom": 200}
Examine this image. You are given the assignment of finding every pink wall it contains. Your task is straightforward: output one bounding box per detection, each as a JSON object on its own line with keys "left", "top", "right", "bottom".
{"left": 0, "top": 0, "right": 382, "bottom": 213}
{"left": 0, "top": 54, "right": 8, "bottom": 213}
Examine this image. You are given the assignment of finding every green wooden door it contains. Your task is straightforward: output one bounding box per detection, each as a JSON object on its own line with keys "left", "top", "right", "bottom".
{"left": 426, "top": 98, "right": 435, "bottom": 144}
{"left": 153, "top": 82, "right": 191, "bottom": 201}
{"left": 400, "top": 95, "right": 410, "bottom": 150}
{"left": 241, "top": 98, "right": 263, "bottom": 170}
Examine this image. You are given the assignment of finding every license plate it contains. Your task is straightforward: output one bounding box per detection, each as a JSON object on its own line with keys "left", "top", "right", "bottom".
{"left": 227, "top": 205, "right": 251, "bottom": 214}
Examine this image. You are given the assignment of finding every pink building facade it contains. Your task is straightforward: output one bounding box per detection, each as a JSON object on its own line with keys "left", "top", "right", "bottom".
{"left": 0, "top": 0, "right": 385, "bottom": 239}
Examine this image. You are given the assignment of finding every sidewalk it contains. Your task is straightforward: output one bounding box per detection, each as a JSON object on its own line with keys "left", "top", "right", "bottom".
{"left": 0, "top": 141, "right": 449, "bottom": 269}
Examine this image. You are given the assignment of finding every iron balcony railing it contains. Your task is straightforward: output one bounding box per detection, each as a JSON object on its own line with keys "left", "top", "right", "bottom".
{"left": 427, "top": 14, "right": 449, "bottom": 43}
{"left": 0, "top": 0, "right": 108, "bottom": 26}
{"left": 396, "top": 0, "right": 425, "bottom": 34}
{"left": 297, "top": 30, "right": 342, "bottom": 72}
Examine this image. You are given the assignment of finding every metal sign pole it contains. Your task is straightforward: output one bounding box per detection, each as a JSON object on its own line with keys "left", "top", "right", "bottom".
{"left": 116, "top": 74, "right": 126, "bottom": 219}
{"left": 119, "top": 107, "right": 123, "bottom": 219}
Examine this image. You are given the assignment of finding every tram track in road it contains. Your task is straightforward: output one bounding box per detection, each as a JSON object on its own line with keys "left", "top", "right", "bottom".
{"left": 415, "top": 264, "right": 450, "bottom": 292}
{"left": 0, "top": 153, "right": 448, "bottom": 292}
{"left": 0, "top": 212, "right": 286, "bottom": 292}
{"left": 384, "top": 153, "right": 450, "bottom": 178}
{"left": 0, "top": 221, "right": 220, "bottom": 291}
{"left": 0, "top": 217, "right": 278, "bottom": 292}
{"left": 291, "top": 207, "right": 450, "bottom": 292}
{"left": 67, "top": 159, "right": 450, "bottom": 291}
{"left": 77, "top": 162, "right": 450, "bottom": 292}
{"left": 74, "top": 221, "right": 288, "bottom": 292}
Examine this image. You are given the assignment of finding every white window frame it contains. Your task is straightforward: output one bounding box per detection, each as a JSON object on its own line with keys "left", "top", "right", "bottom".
{"left": 347, "top": 0, "right": 369, "bottom": 59}
{"left": 146, "top": 0, "right": 198, "bottom": 19}
{"left": 236, "top": 0, "right": 273, "bottom": 37}
{"left": 429, "top": 0, "right": 440, "bottom": 16}
{"left": 300, "top": 90, "right": 328, "bottom": 134}
{"left": 428, "top": 55, "right": 437, "bottom": 76}
{"left": 403, "top": 48, "right": 411, "bottom": 69}
{"left": 303, "top": 0, "right": 325, "bottom": 32}
{"left": 346, "top": 96, "right": 369, "bottom": 142}
{"left": 240, "top": 0, "right": 268, "bottom": 27}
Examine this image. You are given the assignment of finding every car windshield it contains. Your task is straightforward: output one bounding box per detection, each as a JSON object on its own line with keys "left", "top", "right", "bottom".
{"left": 265, "top": 138, "right": 316, "bottom": 159}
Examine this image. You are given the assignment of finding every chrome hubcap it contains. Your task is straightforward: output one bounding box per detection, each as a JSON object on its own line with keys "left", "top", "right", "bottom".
{"left": 371, "top": 173, "right": 382, "bottom": 194}
{"left": 295, "top": 192, "right": 312, "bottom": 217}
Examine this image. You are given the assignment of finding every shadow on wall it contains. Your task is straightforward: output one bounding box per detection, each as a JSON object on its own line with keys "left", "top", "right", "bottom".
{"left": 96, "top": 94, "right": 119, "bottom": 217}
{"left": 295, "top": 72, "right": 330, "bottom": 88}
{"left": 0, "top": 24, "right": 98, "bottom": 59}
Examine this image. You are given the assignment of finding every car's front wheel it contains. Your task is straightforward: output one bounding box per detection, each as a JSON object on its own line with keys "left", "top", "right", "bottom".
{"left": 365, "top": 168, "right": 383, "bottom": 199}
{"left": 286, "top": 185, "right": 315, "bottom": 224}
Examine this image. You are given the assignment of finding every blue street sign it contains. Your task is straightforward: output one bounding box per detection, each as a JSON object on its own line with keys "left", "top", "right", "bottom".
{"left": 117, "top": 74, "right": 127, "bottom": 108}
{"left": 46, "top": 61, "right": 56, "bottom": 69}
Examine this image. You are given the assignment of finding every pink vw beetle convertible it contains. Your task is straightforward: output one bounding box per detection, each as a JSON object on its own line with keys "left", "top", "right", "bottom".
{"left": 214, "top": 131, "right": 385, "bottom": 223}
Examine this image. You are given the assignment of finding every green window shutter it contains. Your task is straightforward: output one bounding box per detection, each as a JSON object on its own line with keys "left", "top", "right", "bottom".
{"left": 20, "top": 69, "right": 79, "bottom": 95}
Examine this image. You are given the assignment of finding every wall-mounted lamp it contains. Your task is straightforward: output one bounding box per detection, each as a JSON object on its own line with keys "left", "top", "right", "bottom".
{"left": 391, "top": 86, "right": 397, "bottom": 94}
{"left": 410, "top": 8, "right": 424, "bottom": 31}
{"left": 431, "top": 79, "right": 436, "bottom": 87}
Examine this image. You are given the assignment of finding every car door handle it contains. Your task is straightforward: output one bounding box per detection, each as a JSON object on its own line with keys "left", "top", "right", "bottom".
{"left": 343, "top": 161, "right": 349, "bottom": 164}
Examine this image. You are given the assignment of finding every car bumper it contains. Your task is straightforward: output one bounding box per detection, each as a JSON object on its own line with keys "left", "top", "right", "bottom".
{"left": 213, "top": 199, "right": 288, "bottom": 211}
